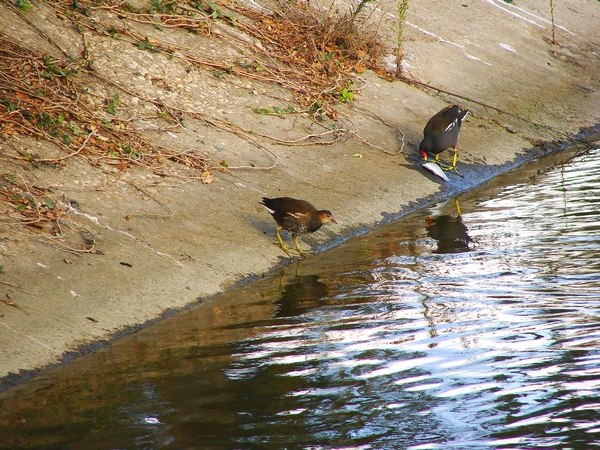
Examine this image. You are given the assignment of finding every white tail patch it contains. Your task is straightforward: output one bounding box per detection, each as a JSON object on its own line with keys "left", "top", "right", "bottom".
{"left": 445, "top": 119, "right": 457, "bottom": 132}
{"left": 260, "top": 203, "right": 276, "bottom": 215}
{"left": 449, "top": 110, "right": 470, "bottom": 131}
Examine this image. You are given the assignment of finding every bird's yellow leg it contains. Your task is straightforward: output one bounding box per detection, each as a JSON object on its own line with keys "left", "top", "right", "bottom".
{"left": 455, "top": 198, "right": 462, "bottom": 216}
{"left": 275, "top": 227, "right": 295, "bottom": 256}
{"left": 451, "top": 147, "right": 459, "bottom": 173}
{"left": 435, "top": 153, "right": 453, "bottom": 171}
{"left": 439, "top": 148, "right": 460, "bottom": 174}
{"left": 292, "top": 233, "right": 312, "bottom": 257}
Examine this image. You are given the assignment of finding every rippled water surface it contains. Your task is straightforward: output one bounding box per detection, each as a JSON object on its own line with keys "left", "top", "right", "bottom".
{"left": 2, "top": 149, "right": 600, "bottom": 449}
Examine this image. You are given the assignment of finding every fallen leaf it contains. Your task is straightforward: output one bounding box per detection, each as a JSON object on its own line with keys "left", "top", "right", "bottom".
{"left": 201, "top": 171, "right": 214, "bottom": 184}
{"left": 352, "top": 152, "right": 363, "bottom": 159}
{"left": 125, "top": 214, "right": 133, "bottom": 221}
{"left": 355, "top": 63, "right": 366, "bottom": 74}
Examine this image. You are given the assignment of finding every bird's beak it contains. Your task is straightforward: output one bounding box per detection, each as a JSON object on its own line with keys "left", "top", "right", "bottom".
{"left": 331, "top": 218, "right": 338, "bottom": 224}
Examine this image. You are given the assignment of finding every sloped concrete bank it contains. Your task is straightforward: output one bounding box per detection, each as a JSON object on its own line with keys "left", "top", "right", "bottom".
{"left": 0, "top": 0, "right": 599, "bottom": 390}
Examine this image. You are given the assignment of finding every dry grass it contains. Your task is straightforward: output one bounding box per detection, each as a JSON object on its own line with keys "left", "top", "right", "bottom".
{"left": 80, "top": 0, "right": 393, "bottom": 105}
{"left": 0, "top": 0, "right": 392, "bottom": 233}
{"left": 0, "top": 31, "right": 211, "bottom": 233}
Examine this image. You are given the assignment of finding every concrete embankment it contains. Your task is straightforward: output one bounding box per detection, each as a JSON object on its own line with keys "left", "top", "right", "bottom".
{"left": 0, "top": 0, "right": 599, "bottom": 389}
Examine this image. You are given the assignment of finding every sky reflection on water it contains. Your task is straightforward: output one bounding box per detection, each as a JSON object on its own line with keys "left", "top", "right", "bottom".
{"left": 1, "top": 149, "right": 600, "bottom": 449}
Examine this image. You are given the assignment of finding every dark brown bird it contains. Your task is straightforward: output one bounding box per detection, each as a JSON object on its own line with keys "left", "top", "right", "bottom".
{"left": 260, "top": 197, "right": 337, "bottom": 257}
{"left": 419, "top": 105, "right": 469, "bottom": 174}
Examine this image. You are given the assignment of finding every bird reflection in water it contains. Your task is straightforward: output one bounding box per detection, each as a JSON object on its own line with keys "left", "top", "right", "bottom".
{"left": 274, "top": 265, "right": 330, "bottom": 317}
{"left": 426, "top": 199, "right": 472, "bottom": 254}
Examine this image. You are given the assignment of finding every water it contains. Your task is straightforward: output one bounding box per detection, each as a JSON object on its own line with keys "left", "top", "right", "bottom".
{"left": 1, "top": 148, "right": 600, "bottom": 449}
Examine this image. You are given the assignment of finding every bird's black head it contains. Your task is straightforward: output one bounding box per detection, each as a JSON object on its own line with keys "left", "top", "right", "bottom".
{"left": 419, "top": 138, "right": 432, "bottom": 160}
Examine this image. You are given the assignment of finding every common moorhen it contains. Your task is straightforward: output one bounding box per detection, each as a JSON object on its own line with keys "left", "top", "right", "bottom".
{"left": 426, "top": 199, "right": 472, "bottom": 254}
{"left": 260, "top": 197, "right": 337, "bottom": 257}
{"left": 419, "top": 105, "right": 469, "bottom": 174}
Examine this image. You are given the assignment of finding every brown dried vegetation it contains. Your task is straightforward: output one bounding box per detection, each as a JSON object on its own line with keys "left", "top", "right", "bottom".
{"left": 0, "top": 0, "right": 390, "bottom": 237}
